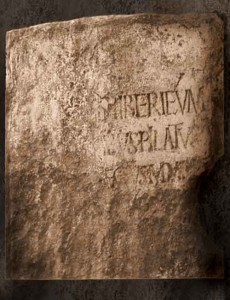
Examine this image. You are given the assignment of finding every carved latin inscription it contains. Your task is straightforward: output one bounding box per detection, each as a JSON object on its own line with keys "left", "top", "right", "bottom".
{"left": 94, "top": 87, "right": 209, "bottom": 170}
{"left": 102, "top": 123, "right": 193, "bottom": 155}
{"left": 97, "top": 89, "right": 203, "bottom": 122}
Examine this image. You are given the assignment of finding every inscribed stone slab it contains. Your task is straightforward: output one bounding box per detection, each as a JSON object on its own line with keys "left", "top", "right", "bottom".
{"left": 6, "top": 13, "right": 224, "bottom": 279}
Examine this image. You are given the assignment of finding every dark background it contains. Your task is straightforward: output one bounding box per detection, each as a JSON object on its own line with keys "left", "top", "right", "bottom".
{"left": 0, "top": 0, "right": 230, "bottom": 299}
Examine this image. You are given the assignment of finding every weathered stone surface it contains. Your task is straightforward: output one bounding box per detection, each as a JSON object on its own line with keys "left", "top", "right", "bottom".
{"left": 6, "top": 13, "right": 224, "bottom": 279}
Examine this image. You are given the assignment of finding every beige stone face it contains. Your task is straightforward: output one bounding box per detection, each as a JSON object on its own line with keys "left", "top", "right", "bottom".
{"left": 6, "top": 13, "right": 224, "bottom": 279}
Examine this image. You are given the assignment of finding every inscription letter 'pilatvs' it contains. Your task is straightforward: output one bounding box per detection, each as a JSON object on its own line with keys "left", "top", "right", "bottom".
{"left": 6, "top": 14, "right": 224, "bottom": 279}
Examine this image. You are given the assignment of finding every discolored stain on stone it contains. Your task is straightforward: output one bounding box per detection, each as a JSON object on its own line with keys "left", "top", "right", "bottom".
{"left": 6, "top": 13, "right": 224, "bottom": 279}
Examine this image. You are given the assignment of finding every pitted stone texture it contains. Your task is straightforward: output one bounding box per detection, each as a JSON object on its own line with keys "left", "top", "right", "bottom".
{"left": 6, "top": 13, "right": 224, "bottom": 279}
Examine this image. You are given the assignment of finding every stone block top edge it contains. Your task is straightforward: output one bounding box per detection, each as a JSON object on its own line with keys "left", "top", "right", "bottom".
{"left": 5, "top": 12, "right": 223, "bottom": 42}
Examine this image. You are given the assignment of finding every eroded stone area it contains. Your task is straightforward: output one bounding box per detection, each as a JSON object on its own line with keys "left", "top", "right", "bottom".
{"left": 6, "top": 13, "right": 224, "bottom": 279}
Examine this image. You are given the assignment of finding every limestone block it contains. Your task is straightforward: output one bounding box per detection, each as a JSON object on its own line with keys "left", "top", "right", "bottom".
{"left": 6, "top": 13, "right": 224, "bottom": 279}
